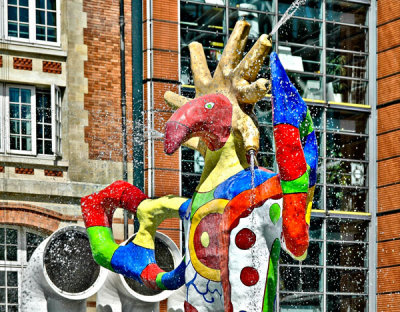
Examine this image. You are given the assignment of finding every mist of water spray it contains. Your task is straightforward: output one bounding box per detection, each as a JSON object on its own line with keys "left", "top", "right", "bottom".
{"left": 269, "top": 0, "right": 307, "bottom": 36}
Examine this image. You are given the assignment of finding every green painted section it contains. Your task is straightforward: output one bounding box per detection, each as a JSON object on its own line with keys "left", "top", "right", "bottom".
{"left": 280, "top": 170, "right": 309, "bottom": 194}
{"left": 299, "top": 109, "right": 314, "bottom": 139}
{"left": 87, "top": 226, "right": 119, "bottom": 271}
{"left": 263, "top": 239, "right": 281, "bottom": 312}
{"left": 269, "top": 203, "right": 281, "bottom": 225}
{"left": 156, "top": 272, "right": 167, "bottom": 290}
{"left": 190, "top": 189, "right": 215, "bottom": 220}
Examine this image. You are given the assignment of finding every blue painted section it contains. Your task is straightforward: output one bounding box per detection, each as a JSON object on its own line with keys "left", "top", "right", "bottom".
{"left": 110, "top": 242, "right": 156, "bottom": 282}
{"left": 302, "top": 130, "right": 318, "bottom": 187}
{"left": 179, "top": 199, "right": 191, "bottom": 220}
{"left": 161, "top": 258, "right": 186, "bottom": 289}
{"left": 214, "top": 168, "right": 277, "bottom": 200}
{"left": 270, "top": 52, "right": 307, "bottom": 128}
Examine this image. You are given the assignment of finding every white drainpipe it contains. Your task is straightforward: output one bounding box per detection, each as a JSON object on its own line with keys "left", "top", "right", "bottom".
{"left": 96, "top": 231, "right": 185, "bottom": 312}
{"left": 21, "top": 226, "right": 107, "bottom": 312}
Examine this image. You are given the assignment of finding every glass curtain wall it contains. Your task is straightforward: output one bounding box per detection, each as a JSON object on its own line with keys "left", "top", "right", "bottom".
{"left": 180, "top": 0, "right": 373, "bottom": 310}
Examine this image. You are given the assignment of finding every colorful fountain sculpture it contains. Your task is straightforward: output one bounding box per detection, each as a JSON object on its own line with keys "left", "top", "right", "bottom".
{"left": 81, "top": 20, "right": 318, "bottom": 312}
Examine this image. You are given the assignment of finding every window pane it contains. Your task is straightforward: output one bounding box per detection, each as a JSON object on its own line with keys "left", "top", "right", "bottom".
{"left": 7, "top": 288, "right": 18, "bottom": 303}
{"left": 8, "top": 22, "right": 18, "bottom": 37}
{"left": 327, "top": 295, "right": 367, "bottom": 312}
{"left": 20, "top": 89, "right": 31, "bottom": 103}
{"left": 8, "top": 6, "right": 18, "bottom": 21}
{"left": 44, "top": 125, "right": 51, "bottom": 139}
{"left": 326, "top": 160, "right": 367, "bottom": 187}
{"left": 44, "top": 109, "right": 51, "bottom": 123}
{"left": 20, "top": 23, "right": 29, "bottom": 38}
{"left": 0, "top": 289, "right": 4, "bottom": 303}
{"left": 47, "top": 11, "right": 56, "bottom": 26}
{"left": 229, "top": 0, "right": 273, "bottom": 12}
{"left": 10, "top": 121, "right": 20, "bottom": 135}
{"left": 19, "top": 7, "right": 29, "bottom": 22}
{"left": 36, "top": 0, "right": 45, "bottom": 9}
{"left": 280, "top": 293, "right": 323, "bottom": 312}
{"left": 258, "top": 153, "right": 275, "bottom": 171}
{"left": 0, "top": 272, "right": 4, "bottom": 286}
{"left": 326, "top": 133, "right": 368, "bottom": 160}
{"left": 327, "top": 268, "right": 367, "bottom": 293}
{"left": 278, "top": 18, "right": 322, "bottom": 47}
{"left": 327, "top": 109, "right": 368, "bottom": 134}
{"left": 326, "top": 23, "right": 368, "bottom": 52}
{"left": 10, "top": 136, "right": 20, "bottom": 150}
{"left": 182, "top": 174, "right": 200, "bottom": 198}
{"left": 310, "top": 217, "right": 323, "bottom": 239}
{"left": 21, "top": 105, "right": 31, "bottom": 119}
{"left": 0, "top": 246, "right": 4, "bottom": 261}
{"left": 255, "top": 100, "right": 272, "bottom": 125}
{"left": 6, "top": 246, "right": 17, "bottom": 261}
{"left": 280, "top": 267, "right": 323, "bottom": 292}
{"left": 21, "top": 121, "right": 31, "bottom": 135}
{"left": 47, "top": 27, "right": 57, "bottom": 42}
{"left": 8, "top": 0, "right": 17, "bottom": 4}
{"left": 326, "top": 77, "right": 367, "bottom": 104}
{"left": 228, "top": 8, "right": 274, "bottom": 38}
{"left": 287, "top": 72, "right": 323, "bottom": 101}
{"left": 47, "top": 0, "right": 56, "bottom": 10}
{"left": 36, "top": 26, "right": 46, "bottom": 40}
{"left": 259, "top": 126, "right": 274, "bottom": 153}
{"left": 9, "top": 89, "right": 19, "bottom": 103}
{"left": 279, "top": 45, "right": 322, "bottom": 74}
{"left": 327, "top": 219, "right": 368, "bottom": 242}
{"left": 27, "top": 232, "right": 45, "bottom": 246}
{"left": 327, "top": 187, "right": 368, "bottom": 212}
{"left": 6, "top": 229, "right": 17, "bottom": 245}
{"left": 326, "top": 0, "right": 368, "bottom": 26}
{"left": 9, "top": 306, "right": 18, "bottom": 312}
{"left": 181, "top": 3, "right": 225, "bottom": 32}
{"left": 327, "top": 51, "right": 368, "bottom": 80}
{"left": 36, "top": 10, "right": 45, "bottom": 24}
{"left": 327, "top": 242, "right": 368, "bottom": 268}
{"left": 21, "top": 137, "right": 32, "bottom": 151}
{"left": 20, "top": 0, "right": 28, "bottom": 6}
{"left": 7, "top": 272, "right": 18, "bottom": 287}
{"left": 312, "top": 184, "right": 323, "bottom": 210}
{"left": 279, "top": 0, "right": 321, "bottom": 19}
{"left": 0, "top": 229, "right": 4, "bottom": 244}
{"left": 44, "top": 140, "right": 52, "bottom": 154}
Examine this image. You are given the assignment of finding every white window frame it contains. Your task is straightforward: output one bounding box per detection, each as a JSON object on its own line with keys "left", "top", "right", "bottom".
{"left": 51, "top": 84, "right": 61, "bottom": 156}
{"left": 2, "top": 0, "right": 61, "bottom": 47}
{"left": 5, "top": 84, "right": 37, "bottom": 156}
{"left": 1, "top": 83, "right": 62, "bottom": 157}
{"left": 0, "top": 225, "right": 47, "bottom": 311}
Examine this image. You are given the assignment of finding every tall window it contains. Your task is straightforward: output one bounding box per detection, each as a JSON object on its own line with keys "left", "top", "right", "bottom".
{"left": 0, "top": 84, "right": 62, "bottom": 156}
{"left": 2, "top": 0, "right": 60, "bottom": 45}
{"left": 0, "top": 226, "right": 46, "bottom": 311}
{"left": 180, "top": 0, "right": 374, "bottom": 310}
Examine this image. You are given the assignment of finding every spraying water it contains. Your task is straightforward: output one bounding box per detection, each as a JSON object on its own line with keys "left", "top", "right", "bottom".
{"left": 269, "top": 0, "right": 307, "bottom": 36}
{"left": 248, "top": 149, "right": 257, "bottom": 205}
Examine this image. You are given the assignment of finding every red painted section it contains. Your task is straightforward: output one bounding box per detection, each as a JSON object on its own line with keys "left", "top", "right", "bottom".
{"left": 282, "top": 193, "right": 309, "bottom": 257}
{"left": 219, "top": 175, "right": 282, "bottom": 312}
{"left": 193, "top": 213, "right": 221, "bottom": 270}
{"left": 235, "top": 228, "right": 256, "bottom": 250}
{"left": 141, "top": 263, "right": 164, "bottom": 290}
{"left": 240, "top": 267, "right": 260, "bottom": 286}
{"left": 184, "top": 301, "right": 199, "bottom": 312}
{"left": 81, "top": 180, "right": 148, "bottom": 228}
{"left": 273, "top": 124, "right": 307, "bottom": 181}
{"left": 164, "top": 94, "right": 232, "bottom": 154}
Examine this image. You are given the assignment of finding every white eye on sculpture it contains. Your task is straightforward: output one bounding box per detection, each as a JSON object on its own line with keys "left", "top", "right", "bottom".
{"left": 205, "top": 102, "right": 215, "bottom": 109}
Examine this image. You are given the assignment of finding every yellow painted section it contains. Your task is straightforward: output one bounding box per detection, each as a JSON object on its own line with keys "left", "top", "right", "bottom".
{"left": 188, "top": 199, "right": 228, "bottom": 282}
{"left": 133, "top": 196, "right": 188, "bottom": 249}
{"left": 197, "top": 134, "right": 243, "bottom": 193}
{"left": 305, "top": 185, "right": 315, "bottom": 225}
{"left": 328, "top": 101, "right": 371, "bottom": 109}
{"left": 201, "top": 232, "right": 210, "bottom": 248}
{"left": 303, "top": 98, "right": 325, "bottom": 104}
{"left": 311, "top": 209, "right": 325, "bottom": 214}
{"left": 328, "top": 210, "right": 371, "bottom": 217}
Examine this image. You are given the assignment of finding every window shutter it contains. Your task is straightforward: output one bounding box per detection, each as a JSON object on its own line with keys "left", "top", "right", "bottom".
{"left": 0, "top": 85, "right": 4, "bottom": 153}
{"left": 51, "top": 84, "right": 62, "bottom": 156}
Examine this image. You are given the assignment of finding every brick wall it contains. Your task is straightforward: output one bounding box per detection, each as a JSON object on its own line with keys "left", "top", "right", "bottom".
{"left": 377, "top": 0, "right": 400, "bottom": 309}
{"left": 83, "top": 0, "right": 133, "bottom": 162}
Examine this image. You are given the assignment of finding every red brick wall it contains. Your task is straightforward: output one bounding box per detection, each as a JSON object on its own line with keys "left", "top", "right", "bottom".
{"left": 83, "top": 0, "right": 133, "bottom": 161}
{"left": 377, "top": 0, "right": 400, "bottom": 306}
